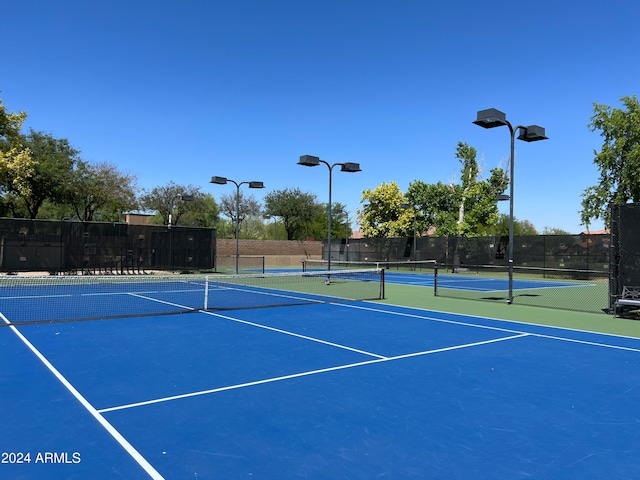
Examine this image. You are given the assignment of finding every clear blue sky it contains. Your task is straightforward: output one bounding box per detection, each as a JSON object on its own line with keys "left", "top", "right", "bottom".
{"left": 4, "top": 0, "right": 639, "bottom": 233}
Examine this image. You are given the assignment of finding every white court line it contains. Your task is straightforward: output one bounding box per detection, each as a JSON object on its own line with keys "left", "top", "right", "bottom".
{"left": 129, "top": 293, "right": 387, "bottom": 360}
{"left": 98, "top": 333, "right": 529, "bottom": 413}
{"left": 0, "top": 313, "right": 164, "bottom": 480}
{"left": 341, "top": 303, "right": 640, "bottom": 352}
{"left": 529, "top": 333, "right": 640, "bottom": 353}
{"left": 338, "top": 302, "right": 527, "bottom": 335}
{"left": 204, "top": 310, "right": 388, "bottom": 359}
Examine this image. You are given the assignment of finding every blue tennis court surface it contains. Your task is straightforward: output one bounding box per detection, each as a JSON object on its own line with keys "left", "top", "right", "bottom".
{"left": 2, "top": 298, "right": 639, "bottom": 479}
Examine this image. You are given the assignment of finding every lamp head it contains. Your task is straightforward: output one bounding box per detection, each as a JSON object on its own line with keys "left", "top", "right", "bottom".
{"left": 248, "top": 181, "right": 265, "bottom": 189}
{"left": 473, "top": 108, "right": 508, "bottom": 129}
{"left": 340, "top": 162, "right": 361, "bottom": 173}
{"left": 298, "top": 155, "right": 321, "bottom": 166}
{"left": 210, "top": 176, "right": 228, "bottom": 185}
{"left": 517, "top": 125, "right": 548, "bottom": 142}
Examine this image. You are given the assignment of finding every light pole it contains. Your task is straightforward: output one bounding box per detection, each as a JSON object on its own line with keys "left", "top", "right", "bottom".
{"left": 298, "top": 155, "right": 361, "bottom": 272}
{"left": 400, "top": 203, "right": 417, "bottom": 262}
{"left": 168, "top": 194, "right": 194, "bottom": 227}
{"left": 210, "top": 176, "right": 264, "bottom": 274}
{"left": 332, "top": 209, "right": 351, "bottom": 262}
{"left": 263, "top": 214, "right": 277, "bottom": 240}
{"left": 473, "top": 108, "right": 548, "bottom": 304}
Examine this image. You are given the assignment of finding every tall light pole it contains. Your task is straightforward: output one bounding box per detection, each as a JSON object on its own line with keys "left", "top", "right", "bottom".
{"left": 332, "top": 209, "right": 351, "bottom": 262}
{"left": 400, "top": 203, "right": 417, "bottom": 262}
{"left": 168, "top": 193, "right": 194, "bottom": 227}
{"left": 210, "top": 176, "right": 264, "bottom": 274}
{"left": 298, "top": 155, "right": 361, "bottom": 272}
{"left": 263, "top": 214, "right": 277, "bottom": 240}
{"left": 473, "top": 108, "right": 548, "bottom": 304}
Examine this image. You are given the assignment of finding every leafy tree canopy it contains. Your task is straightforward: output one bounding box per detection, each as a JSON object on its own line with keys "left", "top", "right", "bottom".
{"left": 361, "top": 142, "right": 509, "bottom": 238}
{"left": 581, "top": 94, "right": 640, "bottom": 228}
{"left": 0, "top": 97, "right": 34, "bottom": 197}
{"left": 263, "top": 188, "right": 319, "bottom": 240}
{"left": 6, "top": 130, "right": 80, "bottom": 219}
{"left": 139, "top": 181, "right": 211, "bottom": 226}
{"left": 359, "top": 182, "right": 411, "bottom": 238}
{"left": 491, "top": 214, "right": 538, "bottom": 236}
{"left": 219, "top": 190, "right": 261, "bottom": 238}
{"left": 65, "top": 161, "right": 139, "bottom": 221}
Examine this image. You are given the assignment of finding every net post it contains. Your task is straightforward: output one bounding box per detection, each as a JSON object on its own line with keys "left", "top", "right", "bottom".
{"left": 204, "top": 275, "right": 209, "bottom": 310}
{"left": 434, "top": 261, "right": 438, "bottom": 296}
{"left": 380, "top": 268, "right": 385, "bottom": 299}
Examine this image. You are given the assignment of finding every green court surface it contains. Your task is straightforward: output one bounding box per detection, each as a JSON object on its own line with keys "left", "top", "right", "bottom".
{"left": 381, "top": 283, "right": 640, "bottom": 339}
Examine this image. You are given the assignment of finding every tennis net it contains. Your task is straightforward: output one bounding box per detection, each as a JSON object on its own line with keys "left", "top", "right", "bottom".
{"left": 302, "top": 259, "right": 436, "bottom": 273}
{"left": 0, "top": 269, "right": 384, "bottom": 326}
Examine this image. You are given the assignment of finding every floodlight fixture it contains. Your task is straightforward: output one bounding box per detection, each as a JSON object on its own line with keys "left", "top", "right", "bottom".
{"left": 298, "top": 155, "right": 321, "bottom": 167}
{"left": 472, "top": 108, "right": 508, "bottom": 129}
{"left": 210, "top": 176, "right": 228, "bottom": 185}
{"left": 517, "top": 125, "right": 548, "bottom": 142}
{"left": 340, "top": 162, "right": 362, "bottom": 173}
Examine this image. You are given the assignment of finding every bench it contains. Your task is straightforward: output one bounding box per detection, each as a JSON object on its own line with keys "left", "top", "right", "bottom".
{"left": 614, "top": 286, "right": 640, "bottom": 317}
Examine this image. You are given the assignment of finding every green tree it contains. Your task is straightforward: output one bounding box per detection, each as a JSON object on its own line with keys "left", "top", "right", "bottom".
{"left": 263, "top": 188, "right": 319, "bottom": 240}
{"left": 542, "top": 226, "right": 571, "bottom": 235}
{"left": 219, "top": 190, "right": 262, "bottom": 239}
{"left": 139, "top": 181, "right": 207, "bottom": 226}
{"left": 65, "top": 161, "right": 139, "bottom": 221}
{"left": 405, "top": 142, "right": 508, "bottom": 237}
{"left": 300, "top": 202, "right": 350, "bottom": 241}
{"left": 451, "top": 142, "right": 508, "bottom": 235}
{"left": 581, "top": 95, "right": 640, "bottom": 228}
{"left": 406, "top": 180, "right": 458, "bottom": 236}
{"left": 0, "top": 98, "right": 34, "bottom": 201}
{"left": 359, "top": 182, "right": 411, "bottom": 238}
{"left": 328, "top": 204, "right": 352, "bottom": 240}
{"left": 182, "top": 193, "right": 219, "bottom": 228}
{"left": 6, "top": 130, "right": 80, "bottom": 219}
{"left": 492, "top": 214, "right": 538, "bottom": 236}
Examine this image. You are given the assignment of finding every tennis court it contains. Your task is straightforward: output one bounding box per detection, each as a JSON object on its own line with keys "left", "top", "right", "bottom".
{"left": 1, "top": 272, "right": 639, "bottom": 479}
{"left": 302, "top": 259, "right": 593, "bottom": 292}
{"left": 383, "top": 269, "right": 583, "bottom": 291}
